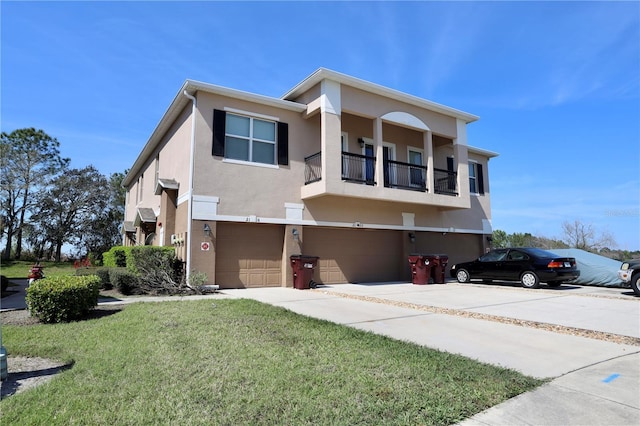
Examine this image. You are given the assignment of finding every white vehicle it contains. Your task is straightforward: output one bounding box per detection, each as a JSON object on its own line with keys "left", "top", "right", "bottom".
{"left": 617, "top": 260, "right": 640, "bottom": 296}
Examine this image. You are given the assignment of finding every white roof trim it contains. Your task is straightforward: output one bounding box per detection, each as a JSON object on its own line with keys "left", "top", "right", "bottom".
{"left": 283, "top": 68, "right": 479, "bottom": 124}
{"left": 468, "top": 145, "right": 499, "bottom": 158}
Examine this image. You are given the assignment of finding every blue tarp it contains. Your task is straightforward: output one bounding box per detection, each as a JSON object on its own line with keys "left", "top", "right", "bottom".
{"left": 551, "top": 248, "right": 624, "bottom": 287}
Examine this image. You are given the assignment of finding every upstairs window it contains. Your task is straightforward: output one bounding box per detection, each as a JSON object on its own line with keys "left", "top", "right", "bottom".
{"left": 213, "top": 109, "right": 288, "bottom": 166}
{"left": 469, "top": 161, "right": 485, "bottom": 195}
{"left": 225, "top": 113, "right": 276, "bottom": 165}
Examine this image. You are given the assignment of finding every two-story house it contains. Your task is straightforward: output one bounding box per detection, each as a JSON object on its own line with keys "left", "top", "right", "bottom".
{"left": 122, "top": 68, "right": 498, "bottom": 288}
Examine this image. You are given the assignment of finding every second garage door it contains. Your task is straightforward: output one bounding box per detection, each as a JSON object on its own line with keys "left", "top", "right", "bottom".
{"left": 303, "top": 227, "right": 403, "bottom": 284}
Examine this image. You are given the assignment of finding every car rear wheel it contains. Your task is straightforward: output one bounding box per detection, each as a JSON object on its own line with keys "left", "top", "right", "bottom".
{"left": 547, "top": 281, "right": 562, "bottom": 288}
{"left": 521, "top": 271, "right": 540, "bottom": 289}
{"left": 456, "top": 269, "right": 471, "bottom": 283}
{"left": 631, "top": 273, "right": 640, "bottom": 297}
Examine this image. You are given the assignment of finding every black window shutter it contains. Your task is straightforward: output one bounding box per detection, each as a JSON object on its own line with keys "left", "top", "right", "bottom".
{"left": 277, "top": 122, "right": 289, "bottom": 165}
{"left": 447, "top": 157, "right": 454, "bottom": 171}
{"left": 477, "top": 163, "right": 485, "bottom": 195}
{"left": 212, "top": 109, "right": 226, "bottom": 157}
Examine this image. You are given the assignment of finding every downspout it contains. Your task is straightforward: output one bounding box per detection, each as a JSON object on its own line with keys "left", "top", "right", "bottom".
{"left": 183, "top": 90, "right": 197, "bottom": 285}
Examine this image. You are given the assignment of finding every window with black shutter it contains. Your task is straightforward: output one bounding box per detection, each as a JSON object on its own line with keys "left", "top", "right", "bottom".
{"left": 212, "top": 109, "right": 288, "bottom": 166}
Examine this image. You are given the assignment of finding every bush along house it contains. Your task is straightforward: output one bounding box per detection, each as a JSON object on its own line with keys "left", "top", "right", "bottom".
{"left": 122, "top": 68, "right": 498, "bottom": 288}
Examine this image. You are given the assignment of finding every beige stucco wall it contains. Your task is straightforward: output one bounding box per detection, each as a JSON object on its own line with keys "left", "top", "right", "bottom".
{"left": 341, "top": 85, "right": 458, "bottom": 138}
{"left": 124, "top": 104, "right": 192, "bottom": 227}
{"left": 190, "top": 92, "right": 319, "bottom": 219}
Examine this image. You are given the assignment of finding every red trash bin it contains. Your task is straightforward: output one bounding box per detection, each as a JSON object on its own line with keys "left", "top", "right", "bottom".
{"left": 408, "top": 254, "right": 431, "bottom": 285}
{"left": 290, "top": 255, "right": 319, "bottom": 289}
{"left": 426, "top": 254, "right": 449, "bottom": 284}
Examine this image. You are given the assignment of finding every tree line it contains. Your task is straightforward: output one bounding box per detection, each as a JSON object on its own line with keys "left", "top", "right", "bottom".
{"left": 492, "top": 221, "right": 639, "bottom": 261}
{"left": 1, "top": 128, "right": 126, "bottom": 262}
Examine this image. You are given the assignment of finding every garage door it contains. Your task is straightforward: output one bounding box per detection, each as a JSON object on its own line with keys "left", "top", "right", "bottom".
{"left": 216, "top": 223, "right": 284, "bottom": 288}
{"left": 304, "top": 227, "right": 403, "bottom": 284}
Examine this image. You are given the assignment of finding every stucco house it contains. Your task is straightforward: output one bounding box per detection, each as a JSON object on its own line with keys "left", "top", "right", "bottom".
{"left": 122, "top": 68, "right": 498, "bottom": 288}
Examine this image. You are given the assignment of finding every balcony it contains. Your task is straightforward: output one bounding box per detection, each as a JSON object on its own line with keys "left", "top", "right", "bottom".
{"left": 305, "top": 152, "right": 457, "bottom": 195}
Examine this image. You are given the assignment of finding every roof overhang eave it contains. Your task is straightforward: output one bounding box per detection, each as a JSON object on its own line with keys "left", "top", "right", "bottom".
{"left": 468, "top": 145, "right": 499, "bottom": 158}
{"left": 282, "top": 68, "right": 479, "bottom": 124}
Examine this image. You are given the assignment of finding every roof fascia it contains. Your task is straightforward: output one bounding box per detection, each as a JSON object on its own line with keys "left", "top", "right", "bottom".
{"left": 282, "top": 68, "right": 479, "bottom": 124}
{"left": 468, "top": 145, "right": 499, "bottom": 158}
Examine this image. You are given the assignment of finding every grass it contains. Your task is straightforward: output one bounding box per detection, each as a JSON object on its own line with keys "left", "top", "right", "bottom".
{"left": 1, "top": 260, "right": 77, "bottom": 279}
{"left": 0, "top": 299, "right": 542, "bottom": 425}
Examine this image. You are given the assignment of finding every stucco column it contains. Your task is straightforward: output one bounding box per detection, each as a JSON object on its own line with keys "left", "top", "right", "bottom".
{"left": 453, "top": 118, "right": 470, "bottom": 198}
{"left": 374, "top": 117, "right": 383, "bottom": 186}
{"left": 281, "top": 225, "right": 303, "bottom": 287}
{"left": 320, "top": 80, "right": 342, "bottom": 190}
{"left": 189, "top": 220, "right": 216, "bottom": 286}
{"left": 424, "top": 131, "right": 434, "bottom": 193}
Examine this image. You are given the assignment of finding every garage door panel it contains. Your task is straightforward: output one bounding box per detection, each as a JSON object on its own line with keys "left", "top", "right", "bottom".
{"left": 216, "top": 223, "right": 283, "bottom": 288}
{"left": 304, "top": 228, "right": 402, "bottom": 284}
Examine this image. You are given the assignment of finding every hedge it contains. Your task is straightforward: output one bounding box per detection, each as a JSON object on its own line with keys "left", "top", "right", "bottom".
{"left": 108, "top": 267, "right": 139, "bottom": 295}
{"left": 26, "top": 275, "right": 101, "bottom": 323}
{"left": 102, "top": 246, "right": 133, "bottom": 269}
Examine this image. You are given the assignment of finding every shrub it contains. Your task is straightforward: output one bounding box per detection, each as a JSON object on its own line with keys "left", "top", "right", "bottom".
{"left": 26, "top": 275, "right": 101, "bottom": 323}
{"left": 130, "top": 246, "right": 186, "bottom": 294}
{"left": 78, "top": 267, "right": 112, "bottom": 289}
{"left": 102, "top": 246, "right": 133, "bottom": 269}
{"left": 96, "top": 268, "right": 112, "bottom": 290}
{"left": 109, "top": 268, "right": 139, "bottom": 295}
{"left": 75, "top": 267, "right": 98, "bottom": 276}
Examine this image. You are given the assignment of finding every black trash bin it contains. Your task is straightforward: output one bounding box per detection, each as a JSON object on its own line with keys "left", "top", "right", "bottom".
{"left": 408, "top": 254, "right": 431, "bottom": 285}
{"left": 290, "top": 255, "right": 319, "bottom": 289}
{"left": 426, "top": 254, "right": 449, "bottom": 284}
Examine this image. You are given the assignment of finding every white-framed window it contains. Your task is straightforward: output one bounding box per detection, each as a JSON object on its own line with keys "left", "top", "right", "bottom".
{"left": 225, "top": 112, "right": 276, "bottom": 165}
{"left": 137, "top": 174, "right": 144, "bottom": 204}
{"left": 469, "top": 161, "right": 485, "bottom": 195}
{"left": 154, "top": 154, "right": 160, "bottom": 187}
{"left": 341, "top": 132, "right": 350, "bottom": 179}
{"left": 407, "top": 148, "right": 425, "bottom": 188}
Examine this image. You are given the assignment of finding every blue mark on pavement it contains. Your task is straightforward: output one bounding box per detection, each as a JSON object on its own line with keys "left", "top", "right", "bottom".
{"left": 602, "top": 373, "right": 620, "bottom": 383}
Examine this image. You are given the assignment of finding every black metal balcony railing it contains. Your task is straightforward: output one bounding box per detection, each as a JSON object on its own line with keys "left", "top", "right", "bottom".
{"left": 304, "top": 152, "right": 322, "bottom": 184}
{"left": 434, "top": 168, "right": 458, "bottom": 195}
{"left": 383, "top": 159, "right": 427, "bottom": 192}
{"left": 341, "top": 151, "right": 376, "bottom": 185}
{"left": 305, "top": 152, "right": 459, "bottom": 197}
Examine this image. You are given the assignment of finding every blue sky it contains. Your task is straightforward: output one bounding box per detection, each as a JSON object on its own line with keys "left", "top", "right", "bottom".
{"left": 2, "top": 1, "right": 639, "bottom": 250}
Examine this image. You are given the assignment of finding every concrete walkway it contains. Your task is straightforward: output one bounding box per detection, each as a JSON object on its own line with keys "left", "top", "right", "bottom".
{"left": 2, "top": 279, "right": 639, "bottom": 425}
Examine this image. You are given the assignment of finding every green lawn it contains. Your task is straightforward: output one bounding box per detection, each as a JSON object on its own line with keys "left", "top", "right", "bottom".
{"left": 1, "top": 260, "right": 77, "bottom": 280}
{"left": 1, "top": 299, "right": 543, "bottom": 425}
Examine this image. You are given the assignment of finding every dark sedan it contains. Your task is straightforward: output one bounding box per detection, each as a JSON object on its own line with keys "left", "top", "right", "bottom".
{"left": 450, "top": 248, "right": 580, "bottom": 289}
